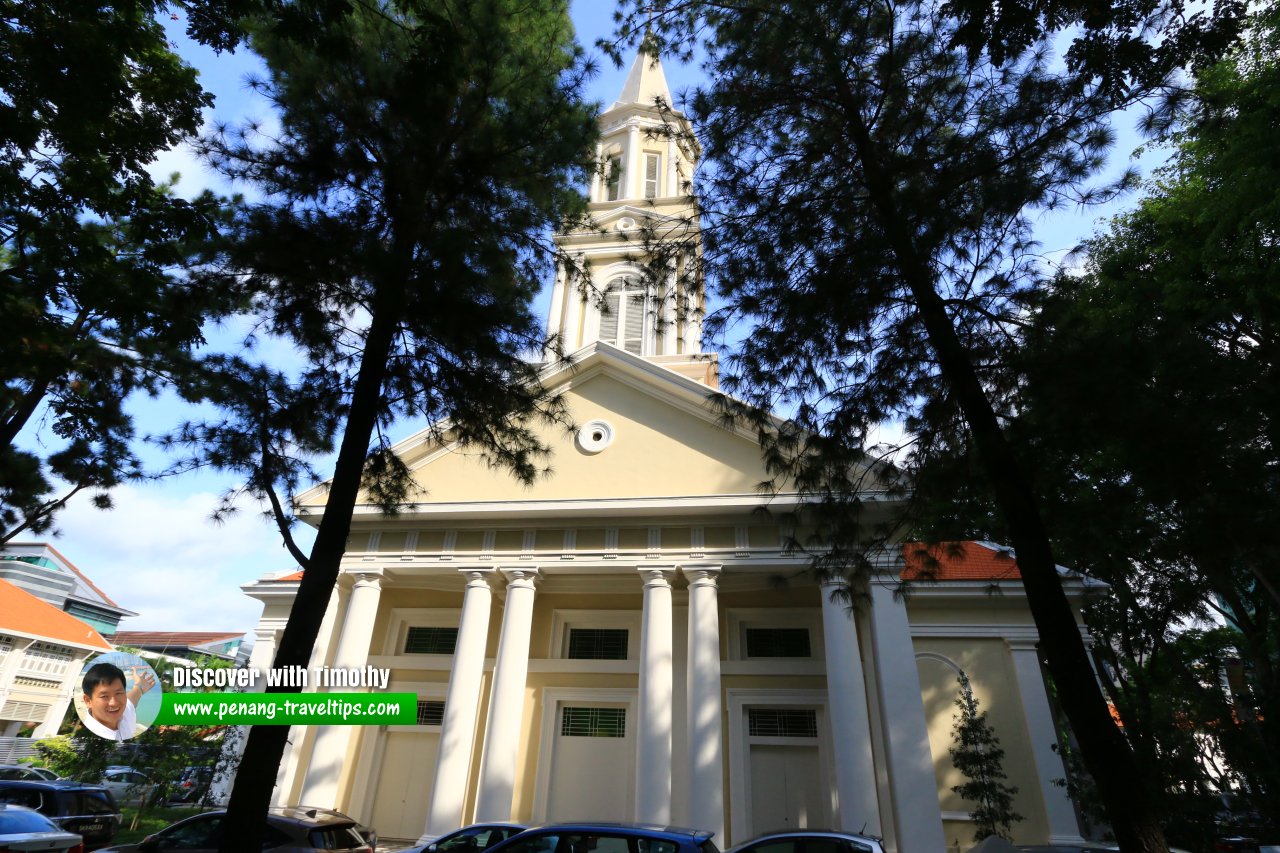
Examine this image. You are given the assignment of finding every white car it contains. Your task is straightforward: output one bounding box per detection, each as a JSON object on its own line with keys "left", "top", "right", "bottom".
{"left": 98, "top": 769, "right": 155, "bottom": 805}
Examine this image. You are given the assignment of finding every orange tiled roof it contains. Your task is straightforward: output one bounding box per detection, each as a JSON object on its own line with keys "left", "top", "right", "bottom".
{"left": 109, "top": 631, "right": 243, "bottom": 647}
{"left": 0, "top": 579, "right": 112, "bottom": 650}
{"left": 901, "top": 541, "right": 1023, "bottom": 582}
{"left": 271, "top": 571, "right": 304, "bottom": 582}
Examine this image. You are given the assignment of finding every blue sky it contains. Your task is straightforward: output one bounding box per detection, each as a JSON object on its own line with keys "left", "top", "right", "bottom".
{"left": 24, "top": 3, "right": 1161, "bottom": 636}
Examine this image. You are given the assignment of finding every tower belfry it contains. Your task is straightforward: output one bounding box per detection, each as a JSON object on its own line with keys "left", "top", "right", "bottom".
{"left": 545, "top": 48, "right": 712, "bottom": 385}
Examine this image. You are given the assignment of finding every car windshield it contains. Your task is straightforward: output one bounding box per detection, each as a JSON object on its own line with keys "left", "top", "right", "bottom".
{"left": 0, "top": 807, "right": 59, "bottom": 833}
{"left": 700, "top": 841, "right": 720, "bottom": 853}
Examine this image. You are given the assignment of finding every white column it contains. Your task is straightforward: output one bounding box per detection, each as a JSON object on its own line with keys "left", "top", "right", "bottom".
{"left": 591, "top": 140, "right": 604, "bottom": 202}
{"left": 684, "top": 566, "right": 724, "bottom": 845}
{"left": 1010, "top": 642, "right": 1084, "bottom": 843}
{"left": 208, "top": 627, "right": 279, "bottom": 804}
{"left": 635, "top": 567, "right": 674, "bottom": 824}
{"left": 627, "top": 124, "right": 642, "bottom": 199}
{"left": 474, "top": 569, "right": 539, "bottom": 822}
{"left": 868, "top": 581, "right": 946, "bottom": 853}
{"left": 300, "top": 572, "right": 383, "bottom": 807}
{"left": 420, "top": 570, "right": 497, "bottom": 842}
{"left": 275, "top": 584, "right": 346, "bottom": 806}
{"left": 667, "top": 137, "right": 678, "bottom": 197}
{"left": 820, "top": 578, "right": 882, "bottom": 836}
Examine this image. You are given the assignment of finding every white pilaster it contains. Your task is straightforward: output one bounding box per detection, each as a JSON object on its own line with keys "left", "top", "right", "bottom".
{"left": 275, "top": 583, "right": 346, "bottom": 806}
{"left": 474, "top": 568, "right": 540, "bottom": 822}
{"left": 627, "top": 124, "right": 642, "bottom": 199}
{"left": 1010, "top": 642, "right": 1084, "bottom": 843}
{"left": 591, "top": 140, "right": 604, "bottom": 202}
{"left": 420, "top": 570, "right": 497, "bottom": 842}
{"left": 820, "top": 578, "right": 882, "bottom": 835}
{"left": 635, "top": 567, "right": 674, "bottom": 824}
{"left": 299, "top": 572, "right": 383, "bottom": 807}
{"left": 684, "top": 566, "right": 724, "bottom": 844}
{"left": 868, "top": 581, "right": 946, "bottom": 853}
{"left": 209, "top": 627, "right": 279, "bottom": 804}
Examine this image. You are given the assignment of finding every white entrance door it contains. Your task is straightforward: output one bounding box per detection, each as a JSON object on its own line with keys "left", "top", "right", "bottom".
{"left": 370, "top": 731, "right": 439, "bottom": 839}
{"left": 745, "top": 707, "right": 832, "bottom": 837}
{"left": 749, "top": 743, "right": 830, "bottom": 834}
{"left": 544, "top": 703, "right": 634, "bottom": 822}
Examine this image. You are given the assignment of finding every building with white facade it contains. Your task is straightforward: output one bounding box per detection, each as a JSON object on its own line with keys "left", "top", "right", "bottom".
{"left": 243, "top": 50, "right": 1092, "bottom": 853}
{"left": 0, "top": 578, "right": 113, "bottom": 738}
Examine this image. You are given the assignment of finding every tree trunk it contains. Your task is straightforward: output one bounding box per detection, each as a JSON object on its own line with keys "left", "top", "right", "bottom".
{"left": 843, "top": 112, "right": 1171, "bottom": 852}
{"left": 218, "top": 304, "right": 399, "bottom": 853}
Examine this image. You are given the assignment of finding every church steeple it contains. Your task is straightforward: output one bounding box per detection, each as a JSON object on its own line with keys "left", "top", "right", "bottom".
{"left": 546, "top": 48, "right": 714, "bottom": 385}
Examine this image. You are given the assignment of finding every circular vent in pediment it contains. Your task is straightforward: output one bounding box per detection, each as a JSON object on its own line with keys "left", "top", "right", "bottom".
{"left": 576, "top": 420, "right": 615, "bottom": 454}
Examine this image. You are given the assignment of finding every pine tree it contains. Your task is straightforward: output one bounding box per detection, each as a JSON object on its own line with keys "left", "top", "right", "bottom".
{"left": 163, "top": 1, "right": 599, "bottom": 848}
{"left": 950, "top": 674, "right": 1024, "bottom": 842}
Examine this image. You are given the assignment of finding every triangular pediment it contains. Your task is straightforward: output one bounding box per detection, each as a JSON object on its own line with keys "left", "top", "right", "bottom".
{"left": 296, "top": 344, "right": 790, "bottom": 514}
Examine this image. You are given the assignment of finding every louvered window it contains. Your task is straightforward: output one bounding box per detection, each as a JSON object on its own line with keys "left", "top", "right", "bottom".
{"left": 416, "top": 700, "right": 445, "bottom": 726}
{"left": 567, "top": 628, "right": 629, "bottom": 660}
{"left": 600, "top": 278, "right": 646, "bottom": 355}
{"left": 748, "top": 708, "right": 818, "bottom": 738}
{"left": 561, "top": 706, "right": 626, "bottom": 737}
{"left": 745, "top": 627, "right": 812, "bottom": 658}
{"left": 404, "top": 627, "right": 458, "bottom": 655}
{"left": 644, "top": 153, "right": 660, "bottom": 198}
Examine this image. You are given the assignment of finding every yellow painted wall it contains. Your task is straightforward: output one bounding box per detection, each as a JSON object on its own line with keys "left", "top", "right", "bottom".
{"left": 914, "top": 638, "right": 1050, "bottom": 845}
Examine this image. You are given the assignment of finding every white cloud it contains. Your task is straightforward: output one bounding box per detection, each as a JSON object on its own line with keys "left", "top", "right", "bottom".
{"left": 46, "top": 483, "right": 314, "bottom": 633}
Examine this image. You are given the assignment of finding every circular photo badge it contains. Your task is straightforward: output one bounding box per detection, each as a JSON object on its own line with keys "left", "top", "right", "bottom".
{"left": 74, "top": 652, "right": 162, "bottom": 741}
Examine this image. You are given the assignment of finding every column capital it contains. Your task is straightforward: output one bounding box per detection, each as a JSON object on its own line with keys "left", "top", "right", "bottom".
{"left": 253, "top": 626, "right": 280, "bottom": 644}
{"left": 460, "top": 568, "right": 498, "bottom": 588}
{"left": 351, "top": 570, "right": 383, "bottom": 589}
{"left": 819, "top": 574, "right": 851, "bottom": 591}
{"left": 637, "top": 566, "right": 675, "bottom": 587}
{"left": 500, "top": 567, "right": 540, "bottom": 589}
{"left": 681, "top": 565, "right": 721, "bottom": 586}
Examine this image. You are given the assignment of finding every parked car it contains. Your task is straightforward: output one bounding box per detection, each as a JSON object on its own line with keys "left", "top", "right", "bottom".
{"left": 0, "top": 803, "right": 85, "bottom": 853}
{"left": 163, "top": 767, "right": 212, "bottom": 805}
{"left": 485, "top": 822, "right": 719, "bottom": 853}
{"left": 408, "top": 823, "right": 527, "bottom": 853}
{"left": 274, "top": 807, "right": 378, "bottom": 852}
{"left": 0, "top": 780, "right": 118, "bottom": 848}
{"left": 726, "top": 830, "right": 885, "bottom": 853}
{"left": 96, "top": 807, "right": 373, "bottom": 852}
{"left": 0, "top": 765, "right": 61, "bottom": 782}
{"left": 98, "top": 769, "right": 155, "bottom": 806}
{"left": 1018, "top": 844, "right": 1195, "bottom": 853}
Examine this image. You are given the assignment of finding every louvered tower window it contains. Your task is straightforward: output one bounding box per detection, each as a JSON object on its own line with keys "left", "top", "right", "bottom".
{"left": 599, "top": 277, "right": 646, "bottom": 355}
{"left": 644, "top": 153, "right": 660, "bottom": 198}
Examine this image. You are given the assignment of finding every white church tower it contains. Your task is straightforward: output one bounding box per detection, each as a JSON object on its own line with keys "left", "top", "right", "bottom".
{"left": 545, "top": 49, "right": 715, "bottom": 385}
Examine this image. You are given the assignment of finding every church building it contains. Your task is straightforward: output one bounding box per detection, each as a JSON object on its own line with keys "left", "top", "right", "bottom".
{"left": 242, "top": 50, "right": 1093, "bottom": 853}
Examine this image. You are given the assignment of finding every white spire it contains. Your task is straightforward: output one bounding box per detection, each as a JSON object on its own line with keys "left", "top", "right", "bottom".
{"left": 612, "top": 48, "right": 673, "bottom": 111}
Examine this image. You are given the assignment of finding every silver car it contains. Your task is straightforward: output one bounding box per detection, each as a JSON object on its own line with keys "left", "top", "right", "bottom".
{"left": 726, "top": 830, "right": 887, "bottom": 853}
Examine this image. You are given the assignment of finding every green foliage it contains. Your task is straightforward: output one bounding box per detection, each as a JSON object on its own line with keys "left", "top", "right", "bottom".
{"left": 950, "top": 675, "right": 1023, "bottom": 841}
{"left": 607, "top": 0, "right": 1185, "bottom": 847}
{"left": 33, "top": 732, "right": 115, "bottom": 781}
{"left": 914, "top": 7, "right": 1280, "bottom": 842}
{"left": 169, "top": 2, "right": 600, "bottom": 847}
{"left": 0, "top": 0, "right": 235, "bottom": 541}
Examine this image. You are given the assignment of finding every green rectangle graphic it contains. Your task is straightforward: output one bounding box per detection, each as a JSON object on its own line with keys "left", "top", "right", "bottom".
{"left": 154, "top": 693, "right": 418, "bottom": 726}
